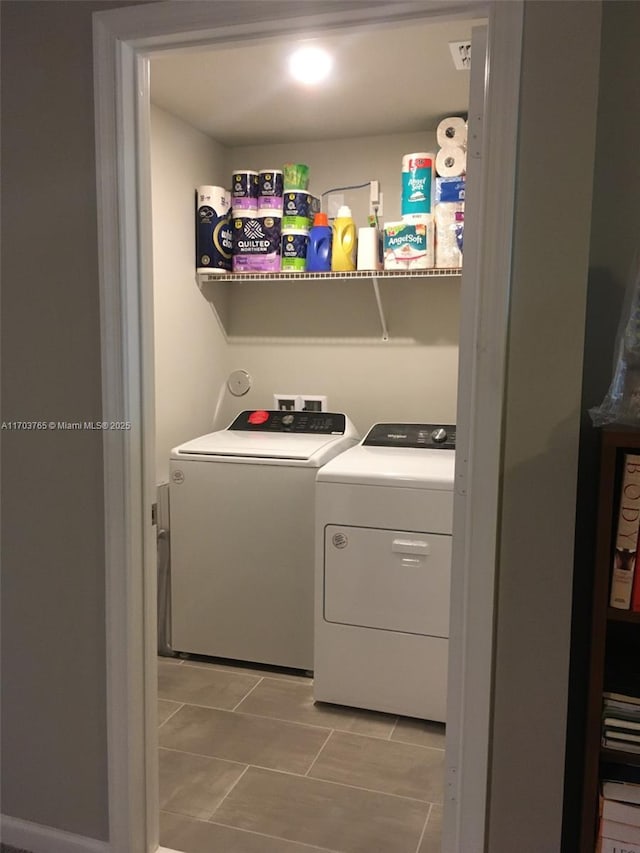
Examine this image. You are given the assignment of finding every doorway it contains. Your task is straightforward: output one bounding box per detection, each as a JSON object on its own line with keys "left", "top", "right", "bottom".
{"left": 92, "top": 2, "right": 523, "bottom": 851}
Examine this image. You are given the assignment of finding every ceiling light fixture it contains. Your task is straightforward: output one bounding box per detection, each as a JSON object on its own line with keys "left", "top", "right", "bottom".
{"left": 288, "top": 45, "right": 333, "bottom": 86}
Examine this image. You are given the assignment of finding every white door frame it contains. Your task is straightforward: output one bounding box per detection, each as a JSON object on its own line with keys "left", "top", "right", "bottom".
{"left": 92, "top": 2, "right": 523, "bottom": 850}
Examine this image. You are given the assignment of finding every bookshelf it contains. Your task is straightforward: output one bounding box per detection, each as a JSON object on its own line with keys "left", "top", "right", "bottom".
{"left": 580, "top": 426, "right": 640, "bottom": 852}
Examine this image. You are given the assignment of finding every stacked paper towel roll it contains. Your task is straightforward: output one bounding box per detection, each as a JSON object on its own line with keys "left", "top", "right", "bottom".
{"left": 435, "top": 147, "right": 466, "bottom": 178}
{"left": 434, "top": 118, "right": 467, "bottom": 268}
{"left": 435, "top": 117, "right": 467, "bottom": 178}
{"left": 437, "top": 116, "right": 467, "bottom": 149}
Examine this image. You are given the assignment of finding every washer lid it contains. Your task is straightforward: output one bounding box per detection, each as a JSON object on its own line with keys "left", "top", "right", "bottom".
{"left": 316, "top": 444, "right": 455, "bottom": 489}
{"left": 172, "top": 429, "right": 354, "bottom": 464}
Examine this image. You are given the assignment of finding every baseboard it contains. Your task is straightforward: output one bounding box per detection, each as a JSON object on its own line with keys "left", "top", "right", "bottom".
{"left": 0, "top": 815, "right": 110, "bottom": 853}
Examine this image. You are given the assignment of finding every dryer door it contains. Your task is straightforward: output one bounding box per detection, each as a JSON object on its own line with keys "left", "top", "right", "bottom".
{"left": 323, "top": 525, "right": 451, "bottom": 637}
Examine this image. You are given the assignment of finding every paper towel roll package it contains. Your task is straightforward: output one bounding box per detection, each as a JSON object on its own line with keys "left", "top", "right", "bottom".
{"left": 357, "top": 227, "right": 382, "bottom": 271}
{"left": 196, "top": 186, "right": 232, "bottom": 273}
{"left": 436, "top": 146, "right": 467, "bottom": 178}
{"left": 401, "top": 153, "right": 434, "bottom": 216}
{"left": 435, "top": 203, "right": 464, "bottom": 268}
{"left": 436, "top": 117, "right": 468, "bottom": 149}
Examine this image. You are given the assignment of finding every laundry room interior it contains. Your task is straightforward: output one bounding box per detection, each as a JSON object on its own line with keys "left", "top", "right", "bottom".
{"left": 149, "top": 13, "right": 479, "bottom": 853}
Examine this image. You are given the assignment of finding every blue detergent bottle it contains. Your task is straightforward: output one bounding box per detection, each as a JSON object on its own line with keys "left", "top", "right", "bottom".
{"left": 306, "top": 212, "right": 332, "bottom": 272}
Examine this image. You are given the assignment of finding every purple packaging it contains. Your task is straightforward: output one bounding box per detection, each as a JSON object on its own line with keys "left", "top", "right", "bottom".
{"left": 258, "top": 195, "right": 283, "bottom": 212}
{"left": 232, "top": 210, "right": 282, "bottom": 272}
{"left": 231, "top": 170, "right": 259, "bottom": 210}
{"left": 258, "top": 170, "right": 283, "bottom": 198}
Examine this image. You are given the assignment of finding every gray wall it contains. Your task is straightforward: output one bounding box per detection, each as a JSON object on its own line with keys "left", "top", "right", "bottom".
{"left": 0, "top": 0, "right": 623, "bottom": 849}
{"left": 0, "top": 0, "right": 134, "bottom": 840}
{"left": 151, "top": 105, "right": 229, "bottom": 484}
{"left": 486, "top": 2, "right": 602, "bottom": 851}
{"left": 219, "top": 130, "right": 461, "bottom": 436}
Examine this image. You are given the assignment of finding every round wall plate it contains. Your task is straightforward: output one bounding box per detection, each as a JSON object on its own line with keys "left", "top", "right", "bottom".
{"left": 227, "top": 369, "right": 251, "bottom": 396}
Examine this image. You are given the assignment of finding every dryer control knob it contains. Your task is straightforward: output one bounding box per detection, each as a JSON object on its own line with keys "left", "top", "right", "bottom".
{"left": 431, "top": 428, "right": 448, "bottom": 443}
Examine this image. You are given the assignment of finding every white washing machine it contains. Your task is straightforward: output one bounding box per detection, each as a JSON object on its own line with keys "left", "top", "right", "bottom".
{"left": 314, "top": 422, "right": 455, "bottom": 721}
{"left": 169, "top": 410, "right": 358, "bottom": 670}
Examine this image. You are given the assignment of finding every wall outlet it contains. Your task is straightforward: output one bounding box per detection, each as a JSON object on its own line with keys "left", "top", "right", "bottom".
{"left": 274, "top": 394, "right": 328, "bottom": 412}
{"left": 370, "top": 191, "right": 383, "bottom": 218}
{"left": 273, "top": 394, "right": 301, "bottom": 411}
{"left": 449, "top": 40, "right": 471, "bottom": 70}
{"left": 301, "top": 395, "right": 328, "bottom": 412}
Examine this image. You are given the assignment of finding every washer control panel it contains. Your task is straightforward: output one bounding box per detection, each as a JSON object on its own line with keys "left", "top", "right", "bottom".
{"left": 363, "top": 423, "right": 456, "bottom": 449}
{"left": 229, "top": 410, "right": 347, "bottom": 434}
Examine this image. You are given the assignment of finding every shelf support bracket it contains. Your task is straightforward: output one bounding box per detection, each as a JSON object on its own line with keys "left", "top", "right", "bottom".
{"left": 371, "top": 275, "right": 389, "bottom": 342}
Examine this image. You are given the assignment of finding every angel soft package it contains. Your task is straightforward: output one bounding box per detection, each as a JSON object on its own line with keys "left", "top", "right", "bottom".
{"left": 383, "top": 218, "right": 434, "bottom": 270}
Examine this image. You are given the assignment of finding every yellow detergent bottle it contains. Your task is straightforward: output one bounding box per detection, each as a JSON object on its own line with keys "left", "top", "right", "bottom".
{"left": 331, "top": 205, "right": 357, "bottom": 271}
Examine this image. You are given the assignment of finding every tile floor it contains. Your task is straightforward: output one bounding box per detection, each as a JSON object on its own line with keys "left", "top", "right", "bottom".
{"left": 158, "top": 656, "right": 444, "bottom": 853}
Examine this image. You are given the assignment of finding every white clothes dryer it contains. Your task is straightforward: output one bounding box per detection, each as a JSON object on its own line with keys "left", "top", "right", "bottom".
{"left": 169, "top": 410, "right": 358, "bottom": 670}
{"left": 314, "top": 422, "right": 455, "bottom": 720}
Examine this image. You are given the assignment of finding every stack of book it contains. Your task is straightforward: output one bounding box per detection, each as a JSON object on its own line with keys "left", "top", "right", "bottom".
{"left": 598, "top": 772, "right": 640, "bottom": 853}
{"left": 602, "top": 692, "right": 640, "bottom": 755}
{"left": 610, "top": 453, "right": 640, "bottom": 612}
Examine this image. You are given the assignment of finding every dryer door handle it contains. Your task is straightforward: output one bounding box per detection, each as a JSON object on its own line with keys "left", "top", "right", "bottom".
{"left": 392, "top": 538, "right": 430, "bottom": 556}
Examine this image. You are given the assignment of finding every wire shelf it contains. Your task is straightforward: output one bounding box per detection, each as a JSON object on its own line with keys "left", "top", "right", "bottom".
{"left": 198, "top": 268, "right": 462, "bottom": 283}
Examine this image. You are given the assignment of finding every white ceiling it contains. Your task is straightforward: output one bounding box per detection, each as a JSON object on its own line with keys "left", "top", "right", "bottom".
{"left": 150, "top": 17, "right": 482, "bottom": 146}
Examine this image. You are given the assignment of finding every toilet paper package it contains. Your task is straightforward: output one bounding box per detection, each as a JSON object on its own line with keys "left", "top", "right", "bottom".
{"left": 258, "top": 169, "right": 284, "bottom": 212}
{"left": 231, "top": 170, "right": 259, "bottom": 209}
{"left": 436, "top": 146, "right": 467, "bottom": 178}
{"left": 436, "top": 117, "right": 468, "bottom": 149}
{"left": 258, "top": 170, "right": 283, "bottom": 199}
{"left": 383, "top": 217, "right": 434, "bottom": 270}
{"left": 282, "top": 191, "right": 314, "bottom": 229}
{"left": 232, "top": 209, "right": 282, "bottom": 272}
{"left": 281, "top": 229, "right": 309, "bottom": 272}
{"left": 435, "top": 203, "right": 464, "bottom": 268}
{"left": 435, "top": 177, "right": 466, "bottom": 203}
{"left": 258, "top": 195, "right": 283, "bottom": 212}
{"left": 232, "top": 206, "right": 258, "bottom": 218}
{"left": 196, "top": 186, "right": 232, "bottom": 273}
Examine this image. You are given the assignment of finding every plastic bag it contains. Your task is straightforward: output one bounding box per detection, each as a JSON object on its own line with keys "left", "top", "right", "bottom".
{"left": 590, "top": 252, "right": 640, "bottom": 426}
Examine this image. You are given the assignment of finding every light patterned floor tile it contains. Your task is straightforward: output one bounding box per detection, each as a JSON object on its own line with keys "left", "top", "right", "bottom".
{"left": 308, "top": 730, "right": 444, "bottom": 802}
{"left": 213, "top": 766, "right": 429, "bottom": 853}
{"left": 159, "top": 704, "right": 329, "bottom": 774}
